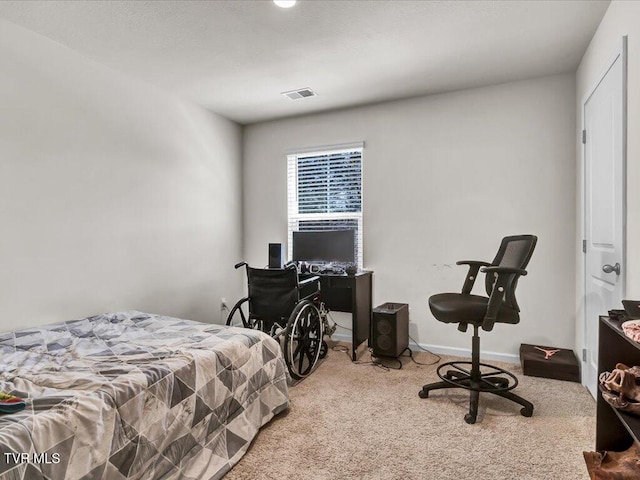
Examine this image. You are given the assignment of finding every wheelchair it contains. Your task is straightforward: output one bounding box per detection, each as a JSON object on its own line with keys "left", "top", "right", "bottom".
{"left": 225, "top": 262, "right": 336, "bottom": 380}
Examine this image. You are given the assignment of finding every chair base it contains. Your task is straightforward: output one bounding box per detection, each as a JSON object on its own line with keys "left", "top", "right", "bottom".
{"left": 419, "top": 362, "right": 533, "bottom": 424}
{"left": 435, "top": 360, "right": 518, "bottom": 392}
{"left": 418, "top": 326, "right": 533, "bottom": 424}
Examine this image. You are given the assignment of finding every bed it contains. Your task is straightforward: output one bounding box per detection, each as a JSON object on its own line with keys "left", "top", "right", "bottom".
{"left": 0, "top": 311, "right": 289, "bottom": 480}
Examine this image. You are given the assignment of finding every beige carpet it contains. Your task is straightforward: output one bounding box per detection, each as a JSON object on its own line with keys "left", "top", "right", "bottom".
{"left": 226, "top": 344, "right": 595, "bottom": 480}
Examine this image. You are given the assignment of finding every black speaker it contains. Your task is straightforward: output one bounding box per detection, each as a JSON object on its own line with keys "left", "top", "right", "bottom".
{"left": 268, "top": 243, "right": 285, "bottom": 269}
{"left": 371, "top": 303, "right": 409, "bottom": 358}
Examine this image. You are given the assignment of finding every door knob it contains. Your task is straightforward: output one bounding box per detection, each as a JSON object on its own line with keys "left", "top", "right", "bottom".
{"left": 602, "top": 263, "right": 621, "bottom": 275}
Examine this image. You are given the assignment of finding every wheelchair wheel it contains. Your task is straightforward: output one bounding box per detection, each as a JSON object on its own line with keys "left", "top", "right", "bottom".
{"left": 319, "top": 340, "right": 328, "bottom": 359}
{"left": 225, "top": 298, "right": 260, "bottom": 329}
{"left": 284, "top": 300, "right": 324, "bottom": 380}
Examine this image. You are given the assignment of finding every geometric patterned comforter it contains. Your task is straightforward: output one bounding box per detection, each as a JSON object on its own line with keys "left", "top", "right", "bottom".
{"left": 0, "top": 311, "right": 289, "bottom": 480}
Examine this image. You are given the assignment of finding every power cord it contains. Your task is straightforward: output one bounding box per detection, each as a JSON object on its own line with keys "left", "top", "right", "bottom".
{"left": 330, "top": 343, "right": 391, "bottom": 370}
{"left": 331, "top": 344, "right": 351, "bottom": 354}
{"left": 352, "top": 347, "right": 438, "bottom": 371}
{"left": 329, "top": 315, "right": 397, "bottom": 370}
{"left": 408, "top": 335, "right": 441, "bottom": 365}
{"left": 401, "top": 346, "right": 440, "bottom": 366}
{"left": 328, "top": 313, "right": 441, "bottom": 367}
{"left": 369, "top": 348, "right": 403, "bottom": 370}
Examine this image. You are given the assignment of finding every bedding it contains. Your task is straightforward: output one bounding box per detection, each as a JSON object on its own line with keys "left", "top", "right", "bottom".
{"left": 0, "top": 311, "right": 289, "bottom": 480}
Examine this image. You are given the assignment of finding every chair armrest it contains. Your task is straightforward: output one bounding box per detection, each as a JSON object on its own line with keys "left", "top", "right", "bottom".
{"left": 456, "top": 260, "right": 491, "bottom": 267}
{"left": 481, "top": 266, "right": 527, "bottom": 276}
{"left": 481, "top": 267, "right": 527, "bottom": 331}
{"left": 457, "top": 261, "right": 490, "bottom": 294}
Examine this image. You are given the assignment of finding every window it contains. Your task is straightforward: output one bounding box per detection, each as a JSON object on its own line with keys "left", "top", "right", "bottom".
{"left": 287, "top": 143, "right": 364, "bottom": 268}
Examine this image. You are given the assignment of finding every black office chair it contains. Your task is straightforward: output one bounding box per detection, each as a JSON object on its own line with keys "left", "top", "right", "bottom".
{"left": 418, "top": 234, "right": 537, "bottom": 424}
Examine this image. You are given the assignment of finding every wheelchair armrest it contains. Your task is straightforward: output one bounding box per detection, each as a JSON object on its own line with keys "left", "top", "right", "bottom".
{"left": 481, "top": 267, "right": 527, "bottom": 331}
{"left": 456, "top": 261, "right": 491, "bottom": 294}
{"left": 299, "top": 275, "right": 320, "bottom": 287}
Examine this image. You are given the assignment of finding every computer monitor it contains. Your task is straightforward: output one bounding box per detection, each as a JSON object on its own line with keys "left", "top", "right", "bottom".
{"left": 292, "top": 229, "right": 355, "bottom": 264}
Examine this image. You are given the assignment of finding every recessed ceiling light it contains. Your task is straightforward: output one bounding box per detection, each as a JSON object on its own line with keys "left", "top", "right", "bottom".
{"left": 274, "top": 0, "right": 296, "bottom": 8}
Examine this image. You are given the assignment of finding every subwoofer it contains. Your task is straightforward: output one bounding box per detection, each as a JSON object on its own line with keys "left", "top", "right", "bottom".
{"left": 371, "top": 303, "right": 409, "bottom": 358}
{"left": 268, "top": 243, "right": 285, "bottom": 269}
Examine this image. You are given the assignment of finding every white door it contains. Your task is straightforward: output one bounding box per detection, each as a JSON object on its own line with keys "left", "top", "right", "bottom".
{"left": 583, "top": 38, "right": 626, "bottom": 399}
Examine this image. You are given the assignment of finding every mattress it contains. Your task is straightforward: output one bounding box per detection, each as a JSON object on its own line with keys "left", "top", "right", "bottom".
{"left": 0, "top": 311, "right": 289, "bottom": 480}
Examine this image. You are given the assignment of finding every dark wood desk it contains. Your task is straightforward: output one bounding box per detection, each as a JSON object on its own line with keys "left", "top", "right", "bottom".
{"left": 318, "top": 271, "right": 373, "bottom": 361}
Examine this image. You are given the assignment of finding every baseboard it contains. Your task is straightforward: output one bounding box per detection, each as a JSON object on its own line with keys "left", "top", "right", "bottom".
{"left": 331, "top": 333, "right": 520, "bottom": 365}
{"left": 331, "top": 332, "right": 355, "bottom": 345}
{"left": 417, "top": 342, "right": 520, "bottom": 364}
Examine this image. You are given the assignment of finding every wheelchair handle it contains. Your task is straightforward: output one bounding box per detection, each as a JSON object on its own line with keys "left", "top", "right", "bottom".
{"left": 234, "top": 261, "right": 247, "bottom": 269}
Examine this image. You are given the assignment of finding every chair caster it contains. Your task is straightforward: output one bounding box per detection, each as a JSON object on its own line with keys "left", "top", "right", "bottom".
{"left": 418, "top": 389, "right": 429, "bottom": 399}
{"left": 464, "top": 413, "right": 476, "bottom": 424}
{"left": 520, "top": 406, "right": 533, "bottom": 417}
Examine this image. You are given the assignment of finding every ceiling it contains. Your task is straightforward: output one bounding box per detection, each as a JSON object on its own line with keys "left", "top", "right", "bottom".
{"left": 0, "top": 0, "right": 609, "bottom": 125}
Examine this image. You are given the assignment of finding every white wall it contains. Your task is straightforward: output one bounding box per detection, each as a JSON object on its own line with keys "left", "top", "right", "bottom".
{"left": 575, "top": 1, "right": 640, "bottom": 353}
{"left": 244, "top": 74, "right": 576, "bottom": 359}
{"left": 0, "top": 20, "right": 243, "bottom": 332}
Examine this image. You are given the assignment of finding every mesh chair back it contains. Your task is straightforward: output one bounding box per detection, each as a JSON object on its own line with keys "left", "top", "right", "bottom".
{"left": 484, "top": 235, "right": 537, "bottom": 311}
{"left": 247, "top": 266, "right": 299, "bottom": 327}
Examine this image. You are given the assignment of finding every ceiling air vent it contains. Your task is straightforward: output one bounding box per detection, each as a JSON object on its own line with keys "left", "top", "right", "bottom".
{"left": 281, "top": 87, "right": 317, "bottom": 101}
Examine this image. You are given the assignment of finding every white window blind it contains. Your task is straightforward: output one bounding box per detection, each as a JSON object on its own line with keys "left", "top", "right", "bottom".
{"left": 287, "top": 144, "right": 363, "bottom": 268}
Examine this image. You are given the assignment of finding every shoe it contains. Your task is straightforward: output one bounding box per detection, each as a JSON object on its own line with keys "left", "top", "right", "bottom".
{"left": 600, "top": 368, "right": 640, "bottom": 403}
{"left": 584, "top": 443, "right": 640, "bottom": 479}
